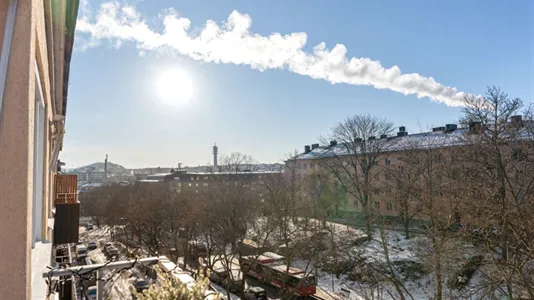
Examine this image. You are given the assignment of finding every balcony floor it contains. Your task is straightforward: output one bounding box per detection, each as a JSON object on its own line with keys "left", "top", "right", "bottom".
{"left": 31, "top": 241, "right": 52, "bottom": 299}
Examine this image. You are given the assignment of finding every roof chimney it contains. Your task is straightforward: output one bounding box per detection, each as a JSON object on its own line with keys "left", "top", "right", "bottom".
{"left": 469, "top": 121, "right": 482, "bottom": 134}
{"left": 511, "top": 115, "right": 523, "bottom": 127}
{"left": 445, "top": 124, "right": 457, "bottom": 132}
{"left": 304, "top": 145, "right": 311, "bottom": 154}
{"left": 329, "top": 140, "right": 337, "bottom": 147}
{"left": 380, "top": 134, "right": 388, "bottom": 139}
{"left": 397, "top": 126, "right": 408, "bottom": 137}
{"left": 311, "top": 143, "right": 319, "bottom": 150}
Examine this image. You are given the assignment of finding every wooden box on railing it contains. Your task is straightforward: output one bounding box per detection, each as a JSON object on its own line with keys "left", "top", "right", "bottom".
{"left": 54, "top": 174, "right": 78, "bottom": 204}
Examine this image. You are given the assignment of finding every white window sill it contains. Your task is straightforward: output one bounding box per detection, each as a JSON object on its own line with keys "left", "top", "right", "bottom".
{"left": 31, "top": 241, "right": 53, "bottom": 299}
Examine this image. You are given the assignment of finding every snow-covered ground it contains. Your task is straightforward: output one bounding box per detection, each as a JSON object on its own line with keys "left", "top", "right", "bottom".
{"left": 81, "top": 226, "right": 138, "bottom": 300}
{"left": 81, "top": 222, "right": 489, "bottom": 300}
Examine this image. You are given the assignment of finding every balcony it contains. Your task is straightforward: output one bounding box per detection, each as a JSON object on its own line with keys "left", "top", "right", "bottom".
{"left": 53, "top": 175, "right": 79, "bottom": 245}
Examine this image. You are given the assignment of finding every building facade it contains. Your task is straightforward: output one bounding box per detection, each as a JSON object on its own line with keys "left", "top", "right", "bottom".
{"left": 137, "top": 169, "right": 279, "bottom": 195}
{"left": 290, "top": 123, "right": 522, "bottom": 221}
{"left": 0, "top": 1, "right": 79, "bottom": 299}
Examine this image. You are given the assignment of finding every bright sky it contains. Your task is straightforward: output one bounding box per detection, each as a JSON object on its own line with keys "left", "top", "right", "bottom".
{"left": 61, "top": 0, "right": 534, "bottom": 169}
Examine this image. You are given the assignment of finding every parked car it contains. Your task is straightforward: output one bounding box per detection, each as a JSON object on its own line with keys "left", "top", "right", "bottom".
{"left": 243, "top": 287, "right": 267, "bottom": 300}
{"left": 106, "top": 247, "right": 119, "bottom": 258}
{"left": 88, "top": 241, "right": 97, "bottom": 250}
{"left": 76, "top": 244, "right": 88, "bottom": 259}
{"left": 86, "top": 286, "right": 97, "bottom": 300}
{"left": 134, "top": 278, "right": 150, "bottom": 292}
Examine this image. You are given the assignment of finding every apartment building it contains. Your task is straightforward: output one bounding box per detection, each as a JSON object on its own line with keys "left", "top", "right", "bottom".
{"left": 137, "top": 169, "right": 279, "bottom": 195}
{"left": 290, "top": 122, "right": 520, "bottom": 220}
{"left": 0, "top": 1, "right": 79, "bottom": 299}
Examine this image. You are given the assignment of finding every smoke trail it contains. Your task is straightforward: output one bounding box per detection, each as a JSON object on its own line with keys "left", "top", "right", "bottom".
{"left": 76, "top": 1, "right": 471, "bottom": 106}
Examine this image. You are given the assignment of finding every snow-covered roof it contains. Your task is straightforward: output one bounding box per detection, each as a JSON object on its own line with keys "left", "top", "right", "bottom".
{"left": 187, "top": 171, "right": 281, "bottom": 175}
{"left": 293, "top": 126, "right": 534, "bottom": 160}
{"left": 79, "top": 182, "right": 104, "bottom": 190}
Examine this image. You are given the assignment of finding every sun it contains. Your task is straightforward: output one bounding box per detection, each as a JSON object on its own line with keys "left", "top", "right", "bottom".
{"left": 156, "top": 68, "right": 194, "bottom": 105}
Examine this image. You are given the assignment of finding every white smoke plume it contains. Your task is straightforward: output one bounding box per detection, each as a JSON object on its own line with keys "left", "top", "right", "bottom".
{"left": 76, "top": 1, "right": 471, "bottom": 106}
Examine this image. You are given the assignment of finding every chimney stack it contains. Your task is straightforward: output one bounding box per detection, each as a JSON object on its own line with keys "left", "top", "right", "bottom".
{"left": 329, "top": 140, "right": 337, "bottom": 147}
{"left": 445, "top": 124, "right": 458, "bottom": 132}
{"left": 469, "top": 121, "right": 482, "bottom": 134}
{"left": 104, "top": 154, "right": 108, "bottom": 178}
{"left": 311, "top": 143, "right": 320, "bottom": 150}
{"left": 213, "top": 144, "right": 219, "bottom": 169}
{"left": 397, "top": 126, "right": 408, "bottom": 137}
{"left": 511, "top": 115, "right": 523, "bottom": 127}
{"left": 304, "top": 145, "right": 311, "bottom": 154}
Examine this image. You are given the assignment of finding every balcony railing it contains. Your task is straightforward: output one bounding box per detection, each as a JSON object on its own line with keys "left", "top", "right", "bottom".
{"left": 55, "top": 174, "right": 78, "bottom": 204}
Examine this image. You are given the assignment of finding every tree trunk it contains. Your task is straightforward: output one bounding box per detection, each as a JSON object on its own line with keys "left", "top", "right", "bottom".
{"left": 363, "top": 205, "right": 373, "bottom": 240}
{"left": 403, "top": 207, "right": 410, "bottom": 239}
{"left": 434, "top": 242, "right": 443, "bottom": 300}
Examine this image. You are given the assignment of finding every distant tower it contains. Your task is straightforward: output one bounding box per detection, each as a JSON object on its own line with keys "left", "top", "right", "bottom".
{"left": 104, "top": 154, "right": 108, "bottom": 178}
{"left": 213, "top": 144, "right": 218, "bottom": 169}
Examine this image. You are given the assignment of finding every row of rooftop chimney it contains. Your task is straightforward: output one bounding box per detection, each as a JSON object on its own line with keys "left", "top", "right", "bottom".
{"left": 303, "top": 126, "right": 409, "bottom": 154}
{"left": 303, "top": 116, "right": 526, "bottom": 154}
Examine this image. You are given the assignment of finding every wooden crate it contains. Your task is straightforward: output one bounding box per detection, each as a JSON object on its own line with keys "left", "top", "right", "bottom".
{"left": 55, "top": 174, "right": 78, "bottom": 204}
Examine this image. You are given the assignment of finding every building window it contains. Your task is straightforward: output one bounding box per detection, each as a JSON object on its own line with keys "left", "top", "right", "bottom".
{"left": 196, "top": 183, "right": 199, "bottom": 187}
{"left": 188, "top": 183, "right": 192, "bottom": 187}
{"left": 387, "top": 202, "right": 393, "bottom": 211}
{"left": 374, "top": 189, "right": 380, "bottom": 195}
{"left": 303, "top": 163, "right": 307, "bottom": 169}
{"left": 32, "top": 65, "right": 46, "bottom": 247}
{"left": 191, "top": 176, "right": 194, "bottom": 181}
{"left": 375, "top": 202, "right": 380, "bottom": 209}
{"left": 204, "top": 176, "right": 208, "bottom": 180}
{"left": 512, "top": 149, "right": 524, "bottom": 160}
{"left": 385, "top": 159, "right": 391, "bottom": 166}
{"left": 353, "top": 200, "right": 358, "bottom": 207}
{"left": 203, "top": 183, "right": 209, "bottom": 187}
{"left": 310, "top": 162, "right": 313, "bottom": 168}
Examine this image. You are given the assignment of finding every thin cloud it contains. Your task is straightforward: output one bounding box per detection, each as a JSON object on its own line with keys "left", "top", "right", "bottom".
{"left": 77, "top": 1, "right": 471, "bottom": 107}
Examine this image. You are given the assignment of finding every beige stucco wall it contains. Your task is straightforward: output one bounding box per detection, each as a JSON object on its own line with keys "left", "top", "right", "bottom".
{"left": 0, "top": 0, "right": 55, "bottom": 299}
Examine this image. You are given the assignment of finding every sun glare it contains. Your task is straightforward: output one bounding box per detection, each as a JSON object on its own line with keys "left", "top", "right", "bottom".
{"left": 156, "top": 69, "right": 194, "bottom": 105}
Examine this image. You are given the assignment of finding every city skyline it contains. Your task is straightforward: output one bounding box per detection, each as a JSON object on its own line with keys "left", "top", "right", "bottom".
{"left": 61, "top": 0, "right": 533, "bottom": 168}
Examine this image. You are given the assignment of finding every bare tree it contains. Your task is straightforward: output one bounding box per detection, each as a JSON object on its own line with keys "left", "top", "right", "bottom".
{"left": 455, "top": 86, "right": 534, "bottom": 298}
{"left": 381, "top": 144, "right": 422, "bottom": 239}
{"left": 196, "top": 152, "right": 261, "bottom": 299}
{"left": 320, "top": 114, "right": 395, "bottom": 239}
{"left": 127, "top": 183, "right": 171, "bottom": 255}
